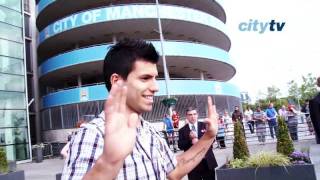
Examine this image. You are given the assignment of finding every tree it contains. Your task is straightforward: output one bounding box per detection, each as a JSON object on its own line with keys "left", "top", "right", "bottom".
{"left": 300, "top": 73, "right": 317, "bottom": 101}
{"left": 233, "top": 121, "right": 249, "bottom": 159}
{"left": 276, "top": 117, "right": 294, "bottom": 156}
{"left": 267, "top": 85, "right": 281, "bottom": 101}
{"left": 288, "top": 80, "right": 299, "bottom": 98}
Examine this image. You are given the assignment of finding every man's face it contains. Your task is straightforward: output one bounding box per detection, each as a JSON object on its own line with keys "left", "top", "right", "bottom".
{"left": 124, "top": 60, "right": 159, "bottom": 114}
{"left": 186, "top": 110, "right": 198, "bottom": 124}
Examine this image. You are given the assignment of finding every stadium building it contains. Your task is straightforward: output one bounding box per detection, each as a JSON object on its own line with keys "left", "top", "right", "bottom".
{"left": 32, "top": 0, "right": 241, "bottom": 153}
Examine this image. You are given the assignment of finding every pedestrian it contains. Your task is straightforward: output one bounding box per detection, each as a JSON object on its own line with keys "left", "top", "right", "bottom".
{"left": 163, "top": 114, "right": 175, "bottom": 148}
{"left": 309, "top": 76, "right": 320, "bottom": 144}
{"left": 253, "top": 106, "right": 267, "bottom": 145}
{"left": 278, "top": 105, "right": 288, "bottom": 122}
{"left": 244, "top": 107, "right": 254, "bottom": 133}
{"left": 287, "top": 104, "right": 299, "bottom": 141}
{"left": 216, "top": 115, "right": 226, "bottom": 149}
{"left": 302, "top": 101, "right": 314, "bottom": 134}
{"left": 222, "top": 110, "right": 233, "bottom": 138}
{"left": 265, "top": 103, "right": 278, "bottom": 139}
{"left": 232, "top": 106, "right": 244, "bottom": 131}
{"left": 172, "top": 110, "right": 180, "bottom": 129}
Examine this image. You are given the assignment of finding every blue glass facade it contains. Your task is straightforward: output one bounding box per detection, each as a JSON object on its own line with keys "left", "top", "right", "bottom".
{"left": 0, "top": 0, "right": 31, "bottom": 162}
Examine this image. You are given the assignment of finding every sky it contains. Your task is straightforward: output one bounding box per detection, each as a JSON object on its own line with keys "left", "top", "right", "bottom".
{"left": 222, "top": 0, "right": 320, "bottom": 102}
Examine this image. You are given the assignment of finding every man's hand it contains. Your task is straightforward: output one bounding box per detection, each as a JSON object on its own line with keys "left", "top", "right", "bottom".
{"left": 102, "top": 80, "right": 139, "bottom": 164}
{"left": 203, "top": 96, "right": 218, "bottom": 138}
{"left": 83, "top": 80, "right": 139, "bottom": 180}
{"left": 189, "top": 131, "right": 197, "bottom": 139}
{"left": 191, "top": 138, "right": 198, "bottom": 144}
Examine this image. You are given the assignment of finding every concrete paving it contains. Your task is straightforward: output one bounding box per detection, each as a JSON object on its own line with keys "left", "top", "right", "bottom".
{"left": 310, "top": 143, "right": 320, "bottom": 179}
{"left": 17, "top": 139, "right": 319, "bottom": 180}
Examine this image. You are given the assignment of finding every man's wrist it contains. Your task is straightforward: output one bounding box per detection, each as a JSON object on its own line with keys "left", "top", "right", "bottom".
{"left": 84, "top": 156, "right": 123, "bottom": 180}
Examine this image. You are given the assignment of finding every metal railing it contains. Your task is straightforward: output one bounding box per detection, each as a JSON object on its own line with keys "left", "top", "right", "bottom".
{"left": 160, "top": 114, "right": 316, "bottom": 151}
{"left": 37, "top": 115, "right": 316, "bottom": 157}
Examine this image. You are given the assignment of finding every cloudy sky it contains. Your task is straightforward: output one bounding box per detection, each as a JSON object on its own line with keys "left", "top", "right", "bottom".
{"left": 222, "top": 0, "right": 320, "bottom": 101}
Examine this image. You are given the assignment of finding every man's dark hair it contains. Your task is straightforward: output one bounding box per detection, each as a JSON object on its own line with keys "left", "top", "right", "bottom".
{"left": 103, "top": 38, "right": 159, "bottom": 91}
{"left": 186, "top": 107, "right": 198, "bottom": 114}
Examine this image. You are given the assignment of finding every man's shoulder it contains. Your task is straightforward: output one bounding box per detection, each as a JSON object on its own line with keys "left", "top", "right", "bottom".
{"left": 313, "top": 93, "right": 320, "bottom": 102}
{"left": 198, "top": 121, "right": 207, "bottom": 129}
{"left": 141, "top": 120, "right": 161, "bottom": 134}
{"left": 178, "top": 124, "right": 189, "bottom": 132}
{"left": 81, "top": 116, "right": 105, "bottom": 136}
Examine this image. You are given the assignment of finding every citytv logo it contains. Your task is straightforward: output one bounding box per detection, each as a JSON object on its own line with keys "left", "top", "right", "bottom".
{"left": 239, "top": 19, "right": 286, "bottom": 34}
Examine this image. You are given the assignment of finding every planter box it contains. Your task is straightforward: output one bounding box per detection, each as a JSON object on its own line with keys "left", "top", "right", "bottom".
{"left": 216, "top": 164, "right": 316, "bottom": 180}
{"left": 0, "top": 170, "right": 25, "bottom": 180}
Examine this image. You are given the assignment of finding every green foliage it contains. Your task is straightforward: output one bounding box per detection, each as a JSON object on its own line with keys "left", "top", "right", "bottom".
{"left": 254, "top": 73, "right": 317, "bottom": 109}
{"left": 246, "top": 152, "right": 290, "bottom": 168}
{"left": 288, "top": 73, "right": 317, "bottom": 103}
{"left": 277, "top": 116, "right": 294, "bottom": 156}
{"left": 300, "top": 73, "right": 318, "bottom": 101}
{"left": 0, "top": 148, "right": 8, "bottom": 174}
{"left": 288, "top": 80, "right": 300, "bottom": 101}
{"left": 267, "top": 85, "right": 281, "bottom": 101}
{"left": 233, "top": 121, "right": 249, "bottom": 160}
{"left": 229, "top": 158, "right": 246, "bottom": 168}
{"left": 242, "top": 103, "right": 255, "bottom": 111}
{"left": 229, "top": 152, "right": 290, "bottom": 169}
{"left": 255, "top": 97, "right": 288, "bottom": 111}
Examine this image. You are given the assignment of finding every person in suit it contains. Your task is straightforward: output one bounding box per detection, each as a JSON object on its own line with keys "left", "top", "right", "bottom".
{"left": 309, "top": 76, "right": 320, "bottom": 144}
{"left": 178, "top": 107, "right": 218, "bottom": 180}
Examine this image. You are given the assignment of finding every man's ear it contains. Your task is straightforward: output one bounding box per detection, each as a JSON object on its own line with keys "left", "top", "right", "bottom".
{"left": 110, "top": 73, "right": 123, "bottom": 86}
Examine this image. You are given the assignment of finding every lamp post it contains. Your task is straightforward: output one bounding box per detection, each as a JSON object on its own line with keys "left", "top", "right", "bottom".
{"left": 155, "top": 0, "right": 170, "bottom": 98}
{"left": 155, "top": 0, "right": 177, "bottom": 116}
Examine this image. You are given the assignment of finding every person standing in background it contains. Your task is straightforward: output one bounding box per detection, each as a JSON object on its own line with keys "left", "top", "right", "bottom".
{"left": 222, "top": 110, "right": 233, "bottom": 139}
{"left": 163, "top": 114, "right": 175, "bottom": 148}
{"left": 172, "top": 110, "right": 180, "bottom": 129}
{"left": 253, "top": 106, "right": 267, "bottom": 145}
{"left": 216, "top": 115, "right": 226, "bottom": 149}
{"left": 244, "top": 107, "right": 254, "bottom": 134}
{"left": 309, "top": 76, "right": 320, "bottom": 144}
{"left": 278, "top": 105, "right": 288, "bottom": 122}
{"left": 265, "top": 103, "right": 278, "bottom": 139}
{"left": 232, "top": 106, "right": 244, "bottom": 129}
{"left": 302, "top": 101, "right": 314, "bottom": 135}
{"left": 287, "top": 104, "right": 299, "bottom": 141}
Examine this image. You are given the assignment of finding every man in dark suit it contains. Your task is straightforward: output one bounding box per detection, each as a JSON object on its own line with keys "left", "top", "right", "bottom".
{"left": 178, "top": 107, "right": 218, "bottom": 180}
{"left": 309, "top": 76, "right": 320, "bottom": 144}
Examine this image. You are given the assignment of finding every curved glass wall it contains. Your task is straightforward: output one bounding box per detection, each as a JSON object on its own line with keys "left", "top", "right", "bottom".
{"left": 0, "top": 0, "right": 30, "bottom": 162}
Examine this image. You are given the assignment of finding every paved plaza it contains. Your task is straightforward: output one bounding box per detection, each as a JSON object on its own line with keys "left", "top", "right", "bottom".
{"left": 17, "top": 139, "right": 319, "bottom": 180}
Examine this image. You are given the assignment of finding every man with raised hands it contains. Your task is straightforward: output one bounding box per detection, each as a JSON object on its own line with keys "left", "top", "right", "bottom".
{"left": 62, "top": 38, "right": 218, "bottom": 180}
